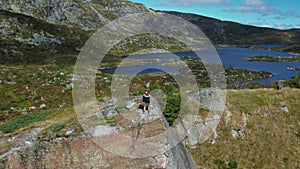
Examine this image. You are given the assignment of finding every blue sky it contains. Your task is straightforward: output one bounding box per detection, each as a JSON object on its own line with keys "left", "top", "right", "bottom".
{"left": 130, "top": 0, "right": 300, "bottom": 30}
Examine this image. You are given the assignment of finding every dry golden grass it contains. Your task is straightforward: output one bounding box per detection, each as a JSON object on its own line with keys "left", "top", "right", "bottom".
{"left": 190, "top": 89, "right": 300, "bottom": 169}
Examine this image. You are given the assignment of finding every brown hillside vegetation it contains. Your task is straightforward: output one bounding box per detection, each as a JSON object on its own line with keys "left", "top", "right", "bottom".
{"left": 190, "top": 89, "right": 300, "bottom": 169}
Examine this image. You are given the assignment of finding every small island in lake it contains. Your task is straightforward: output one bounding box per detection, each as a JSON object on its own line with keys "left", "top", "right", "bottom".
{"left": 286, "top": 67, "right": 300, "bottom": 71}
{"left": 246, "top": 56, "right": 300, "bottom": 62}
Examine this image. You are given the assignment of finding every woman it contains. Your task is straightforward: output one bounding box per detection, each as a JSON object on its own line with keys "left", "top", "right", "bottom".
{"left": 142, "top": 89, "right": 150, "bottom": 112}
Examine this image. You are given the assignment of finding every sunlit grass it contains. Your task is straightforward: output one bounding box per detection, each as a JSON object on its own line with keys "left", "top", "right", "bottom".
{"left": 190, "top": 89, "right": 300, "bottom": 169}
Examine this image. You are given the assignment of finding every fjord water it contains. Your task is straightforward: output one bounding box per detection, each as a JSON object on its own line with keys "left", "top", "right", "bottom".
{"left": 101, "top": 46, "right": 300, "bottom": 84}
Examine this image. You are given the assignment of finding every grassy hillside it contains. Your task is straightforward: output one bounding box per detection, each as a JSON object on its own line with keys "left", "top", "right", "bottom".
{"left": 0, "top": 74, "right": 299, "bottom": 168}
{"left": 0, "top": 55, "right": 298, "bottom": 168}
{"left": 190, "top": 89, "right": 300, "bottom": 169}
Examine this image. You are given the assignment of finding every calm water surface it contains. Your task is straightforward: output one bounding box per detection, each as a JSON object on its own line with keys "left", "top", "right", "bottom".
{"left": 101, "top": 46, "right": 300, "bottom": 84}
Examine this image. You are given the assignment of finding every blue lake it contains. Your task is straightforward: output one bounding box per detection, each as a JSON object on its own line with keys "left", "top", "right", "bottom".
{"left": 101, "top": 46, "right": 300, "bottom": 84}
{"left": 216, "top": 46, "right": 300, "bottom": 84}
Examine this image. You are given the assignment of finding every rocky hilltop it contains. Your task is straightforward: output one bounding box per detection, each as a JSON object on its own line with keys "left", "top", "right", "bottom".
{"left": 0, "top": 94, "right": 204, "bottom": 169}
{"left": 0, "top": 0, "right": 148, "bottom": 30}
{"left": 0, "top": 0, "right": 149, "bottom": 64}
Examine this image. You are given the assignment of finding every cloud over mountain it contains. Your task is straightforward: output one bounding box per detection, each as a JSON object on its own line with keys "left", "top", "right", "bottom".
{"left": 224, "top": 0, "right": 300, "bottom": 19}
{"left": 224, "top": 0, "right": 274, "bottom": 16}
{"left": 157, "top": 0, "right": 231, "bottom": 7}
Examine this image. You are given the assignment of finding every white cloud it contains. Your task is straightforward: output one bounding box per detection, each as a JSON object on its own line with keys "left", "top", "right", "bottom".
{"left": 275, "top": 11, "right": 300, "bottom": 19}
{"left": 246, "top": 18, "right": 299, "bottom": 30}
{"left": 157, "top": 0, "right": 231, "bottom": 7}
{"left": 224, "top": 0, "right": 300, "bottom": 28}
{"left": 224, "top": 0, "right": 274, "bottom": 16}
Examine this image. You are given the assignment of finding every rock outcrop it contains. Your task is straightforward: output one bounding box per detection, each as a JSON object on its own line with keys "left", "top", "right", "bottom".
{"left": 1, "top": 95, "right": 198, "bottom": 168}
{"left": 0, "top": 0, "right": 149, "bottom": 64}
{"left": 1, "top": 135, "right": 154, "bottom": 169}
{"left": 0, "top": 0, "right": 149, "bottom": 30}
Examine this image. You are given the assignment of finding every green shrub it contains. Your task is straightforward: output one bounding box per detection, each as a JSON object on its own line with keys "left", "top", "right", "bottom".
{"left": 247, "top": 82, "right": 265, "bottom": 89}
{"left": 163, "top": 94, "right": 181, "bottom": 125}
{"left": 229, "top": 161, "right": 238, "bottom": 168}
{"left": 215, "top": 159, "right": 226, "bottom": 168}
{"left": 0, "top": 110, "right": 52, "bottom": 133}
{"left": 286, "top": 74, "right": 300, "bottom": 88}
{"left": 0, "top": 114, "right": 5, "bottom": 121}
{"left": 215, "top": 160, "right": 238, "bottom": 169}
{"left": 50, "top": 123, "right": 65, "bottom": 132}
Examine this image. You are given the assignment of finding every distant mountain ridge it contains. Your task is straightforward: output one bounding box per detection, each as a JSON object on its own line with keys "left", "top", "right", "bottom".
{"left": 157, "top": 10, "right": 300, "bottom": 46}
{"left": 0, "top": 0, "right": 299, "bottom": 65}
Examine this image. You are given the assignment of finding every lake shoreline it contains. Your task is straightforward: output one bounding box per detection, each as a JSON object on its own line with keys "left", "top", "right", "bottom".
{"left": 101, "top": 45, "right": 299, "bottom": 84}
{"left": 246, "top": 55, "right": 300, "bottom": 62}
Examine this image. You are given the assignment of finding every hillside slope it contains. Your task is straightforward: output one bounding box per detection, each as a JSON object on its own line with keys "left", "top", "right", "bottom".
{"left": 0, "top": 0, "right": 149, "bottom": 64}
{"left": 0, "top": 0, "right": 148, "bottom": 29}
{"left": 0, "top": 87, "right": 299, "bottom": 168}
{"left": 159, "top": 10, "right": 300, "bottom": 47}
{"left": 191, "top": 88, "right": 300, "bottom": 169}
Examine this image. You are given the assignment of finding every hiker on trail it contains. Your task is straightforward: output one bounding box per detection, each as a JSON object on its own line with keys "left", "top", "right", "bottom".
{"left": 142, "top": 89, "right": 150, "bottom": 112}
